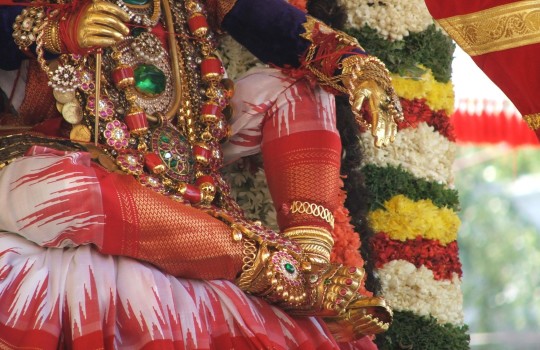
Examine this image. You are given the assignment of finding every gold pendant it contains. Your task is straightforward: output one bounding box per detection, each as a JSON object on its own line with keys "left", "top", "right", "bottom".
{"left": 70, "top": 124, "right": 92, "bottom": 142}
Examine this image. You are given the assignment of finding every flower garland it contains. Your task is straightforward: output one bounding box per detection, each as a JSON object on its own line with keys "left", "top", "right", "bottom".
{"left": 348, "top": 1, "right": 469, "bottom": 348}
{"left": 399, "top": 98, "right": 456, "bottom": 141}
{"left": 377, "top": 311, "right": 469, "bottom": 350}
{"left": 360, "top": 123, "right": 457, "bottom": 184}
{"left": 220, "top": 0, "right": 469, "bottom": 347}
{"left": 377, "top": 260, "right": 464, "bottom": 325}
{"left": 391, "top": 68, "right": 454, "bottom": 114}
{"left": 346, "top": 24, "right": 454, "bottom": 83}
{"left": 361, "top": 164, "right": 460, "bottom": 211}
{"left": 368, "top": 195, "right": 460, "bottom": 244}
{"left": 371, "top": 233, "right": 462, "bottom": 280}
{"left": 337, "top": 0, "right": 433, "bottom": 40}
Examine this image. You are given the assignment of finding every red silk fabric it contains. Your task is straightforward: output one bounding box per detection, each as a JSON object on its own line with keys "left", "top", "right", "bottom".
{"left": 424, "top": 0, "right": 540, "bottom": 119}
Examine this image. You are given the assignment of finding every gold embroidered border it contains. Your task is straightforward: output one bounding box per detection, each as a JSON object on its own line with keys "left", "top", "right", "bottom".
{"left": 437, "top": 1, "right": 540, "bottom": 56}
{"left": 523, "top": 113, "right": 540, "bottom": 130}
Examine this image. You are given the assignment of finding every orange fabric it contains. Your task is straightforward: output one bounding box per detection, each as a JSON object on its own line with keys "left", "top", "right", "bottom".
{"left": 96, "top": 166, "right": 243, "bottom": 280}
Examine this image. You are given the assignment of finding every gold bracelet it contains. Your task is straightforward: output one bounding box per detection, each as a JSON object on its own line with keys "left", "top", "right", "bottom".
{"left": 42, "top": 19, "right": 61, "bottom": 54}
{"left": 45, "top": 17, "right": 63, "bottom": 54}
{"left": 289, "top": 200, "right": 335, "bottom": 228}
{"left": 283, "top": 226, "right": 334, "bottom": 267}
{"left": 523, "top": 113, "right": 540, "bottom": 130}
{"left": 236, "top": 240, "right": 308, "bottom": 308}
{"left": 12, "top": 7, "right": 45, "bottom": 51}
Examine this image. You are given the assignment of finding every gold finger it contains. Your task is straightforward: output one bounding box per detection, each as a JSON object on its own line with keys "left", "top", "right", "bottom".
{"left": 90, "top": 15, "right": 130, "bottom": 36}
{"left": 92, "top": 1, "right": 131, "bottom": 22}
{"left": 84, "top": 26, "right": 126, "bottom": 42}
{"left": 81, "top": 35, "right": 119, "bottom": 48}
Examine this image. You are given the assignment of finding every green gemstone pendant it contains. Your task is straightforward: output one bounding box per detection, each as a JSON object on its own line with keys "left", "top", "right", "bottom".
{"left": 134, "top": 64, "right": 166, "bottom": 96}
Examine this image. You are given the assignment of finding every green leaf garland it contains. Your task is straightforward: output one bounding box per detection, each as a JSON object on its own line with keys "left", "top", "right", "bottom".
{"left": 347, "top": 24, "right": 455, "bottom": 83}
{"left": 362, "top": 164, "right": 460, "bottom": 211}
{"left": 375, "top": 311, "right": 470, "bottom": 350}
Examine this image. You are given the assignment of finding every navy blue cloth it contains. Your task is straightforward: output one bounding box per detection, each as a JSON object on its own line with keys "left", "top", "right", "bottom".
{"left": 0, "top": 6, "right": 28, "bottom": 70}
{"left": 221, "top": 0, "right": 310, "bottom": 68}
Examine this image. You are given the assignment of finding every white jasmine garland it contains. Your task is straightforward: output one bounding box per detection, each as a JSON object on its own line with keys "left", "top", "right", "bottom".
{"left": 360, "top": 122, "right": 456, "bottom": 185}
{"left": 338, "top": 0, "right": 433, "bottom": 40}
{"left": 377, "top": 260, "right": 465, "bottom": 325}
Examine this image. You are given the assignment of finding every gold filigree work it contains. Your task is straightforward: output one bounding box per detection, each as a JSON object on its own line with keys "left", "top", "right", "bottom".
{"left": 290, "top": 201, "right": 335, "bottom": 228}
{"left": 523, "top": 113, "right": 540, "bottom": 130}
{"left": 437, "top": 1, "right": 540, "bottom": 56}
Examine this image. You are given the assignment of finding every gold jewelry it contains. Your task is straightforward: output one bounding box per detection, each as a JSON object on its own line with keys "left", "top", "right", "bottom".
{"left": 236, "top": 241, "right": 308, "bottom": 307}
{"left": 523, "top": 113, "right": 540, "bottom": 130}
{"left": 283, "top": 226, "right": 334, "bottom": 268}
{"left": 290, "top": 201, "right": 335, "bottom": 228}
{"left": 12, "top": 7, "right": 45, "bottom": 51}
{"left": 42, "top": 15, "right": 63, "bottom": 54}
{"left": 324, "top": 296, "right": 392, "bottom": 341}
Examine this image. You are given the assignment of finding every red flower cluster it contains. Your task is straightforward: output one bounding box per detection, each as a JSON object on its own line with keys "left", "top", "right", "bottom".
{"left": 370, "top": 232, "right": 462, "bottom": 280}
{"left": 331, "top": 186, "right": 372, "bottom": 296}
{"left": 398, "top": 98, "right": 456, "bottom": 141}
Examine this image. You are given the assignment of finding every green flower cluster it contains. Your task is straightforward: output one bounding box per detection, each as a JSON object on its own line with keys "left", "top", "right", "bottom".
{"left": 376, "top": 311, "right": 470, "bottom": 350}
{"left": 347, "top": 24, "right": 455, "bottom": 83}
{"left": 362, "top": 164, "right": 460, "bottom": 211}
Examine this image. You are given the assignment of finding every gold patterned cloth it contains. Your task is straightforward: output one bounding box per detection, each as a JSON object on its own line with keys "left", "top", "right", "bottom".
{"left": 425, "top": 0, "right": 540, "bottom": 135}
{"left": 97, "top": 166, "right": 244, "bottom": 280}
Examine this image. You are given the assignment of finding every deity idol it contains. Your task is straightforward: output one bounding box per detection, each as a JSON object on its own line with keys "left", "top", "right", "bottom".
{"left": 0, "top": 0, "right": 402, "bottom": 348}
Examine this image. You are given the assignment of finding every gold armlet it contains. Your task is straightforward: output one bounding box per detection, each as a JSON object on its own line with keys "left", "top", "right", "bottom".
{"left": 12, "top": 7, "right": 45, "bottom": 51}
{"left": 42, "top": 17, "right": 63, "bottom": 54}
{"left": 289, "top": 201, "right": 335, "bottom": 228}
{"left": 282, "top": 226, "right": 334, "bottom": 268}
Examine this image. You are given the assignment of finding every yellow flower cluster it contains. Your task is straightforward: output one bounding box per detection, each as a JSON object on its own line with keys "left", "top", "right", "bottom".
{"left": 391, "top": 67, "right": 454, "bottom": 115}
{"left": 368, "top": 194, "right": 461, "bottom": 245}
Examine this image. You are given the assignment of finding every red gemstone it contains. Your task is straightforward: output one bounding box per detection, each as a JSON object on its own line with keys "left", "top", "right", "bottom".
{"left": 187, "top": 14, "right": 209, "bottom": 37}
{"left": 200, "top": 102, "right": 222, "bottom": 123}
{"left": 144, "top": 152, "right": 165, "bottom": 174}
{"left": 348, "top": 267, "right": 357, "bottom": 274}
{"left": 201, "top": 57, "right": 223, "bottom": 82}
{"left": 195, "top": 175, "right": 215, "bottom": 186}
{"left": 112, "top": 66, "right": 134, "bottom": 89}
{"left": 339, "top": 288, "right": 348, "bottom": 296}
{"left": 182, "top": 184, "right": 202, "bottom": 203}
{"left": 335, "top": 297, "right": 343, "bottom": 305}
{"left": 125, "top": 111, "right": 148, "bottom": 133}
{"left": 345, "top": 278, "right": 353, "bottom": 286}
{"left": 193, "top": 143, "right": 211, "bottom": 164}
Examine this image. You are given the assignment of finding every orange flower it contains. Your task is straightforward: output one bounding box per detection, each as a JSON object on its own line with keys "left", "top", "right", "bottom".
{"left": 331, "top": 185, "right": 372, "bottom": 296}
